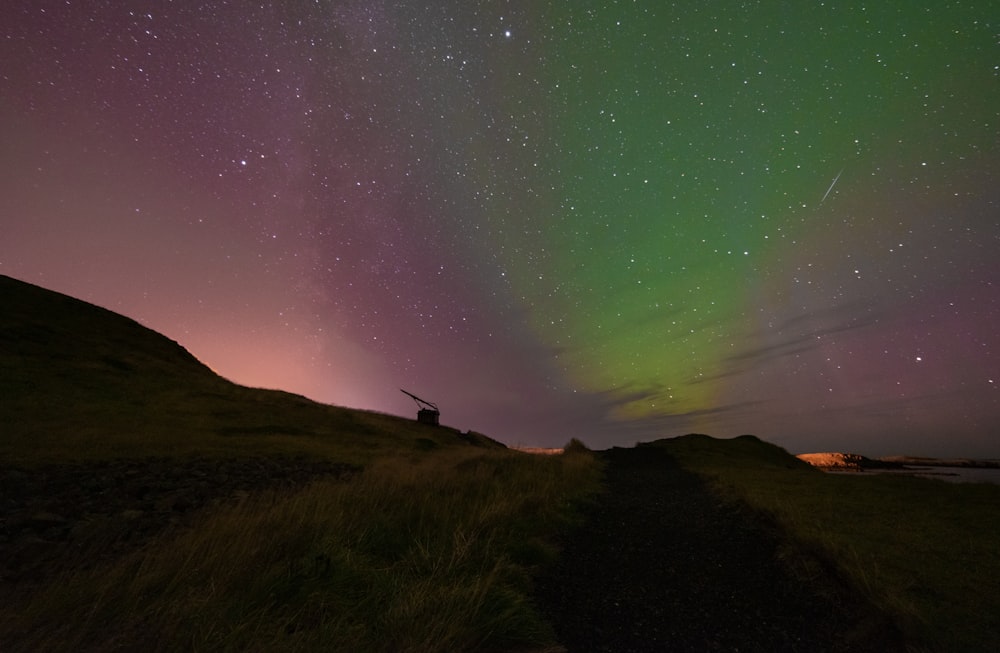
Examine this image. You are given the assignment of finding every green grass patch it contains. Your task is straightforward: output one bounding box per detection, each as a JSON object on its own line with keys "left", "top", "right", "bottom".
{"left": 2, "top": 446, "right": 601, "bottom": 652}
{"left": 654, "top": 435, "right": 1000, "bottom": 653}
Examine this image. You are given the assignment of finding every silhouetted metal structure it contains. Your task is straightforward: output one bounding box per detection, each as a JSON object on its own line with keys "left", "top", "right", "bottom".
{"left": 400, "top": 389, "right": 440, "bottom": 426}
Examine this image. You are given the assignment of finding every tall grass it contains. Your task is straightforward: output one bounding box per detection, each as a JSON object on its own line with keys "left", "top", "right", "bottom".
{"left": 2, "top": 447, "right": 601, "bottom": 652}
{"left": 664, "top": 439, "right": 1000, "bottom": 653}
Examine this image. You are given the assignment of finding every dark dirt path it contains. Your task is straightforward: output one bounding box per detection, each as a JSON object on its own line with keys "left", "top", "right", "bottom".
{"left": 534, "top": 446, "right": 906, "bottom": 653}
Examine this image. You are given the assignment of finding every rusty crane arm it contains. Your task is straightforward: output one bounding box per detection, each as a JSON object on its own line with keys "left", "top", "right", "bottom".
{"left": 400, "top": 389, "right": 438, "bottom": 412}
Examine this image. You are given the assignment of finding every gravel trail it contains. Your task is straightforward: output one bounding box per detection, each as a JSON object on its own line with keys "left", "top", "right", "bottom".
{"left": 534, "top": 446, "right": 906, "bottom": 652}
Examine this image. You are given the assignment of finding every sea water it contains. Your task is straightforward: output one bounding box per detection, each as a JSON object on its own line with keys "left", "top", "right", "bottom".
{"left": 908, "top": 466, "right": 1000, "bottom": 485}
{"left": 831, "top": 467, "right": 1000, "bottom": 485}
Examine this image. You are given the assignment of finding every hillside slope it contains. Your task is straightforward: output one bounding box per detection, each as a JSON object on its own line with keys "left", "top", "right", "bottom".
{"left": 0, "top": 274, "right": 498, "bottom": 463}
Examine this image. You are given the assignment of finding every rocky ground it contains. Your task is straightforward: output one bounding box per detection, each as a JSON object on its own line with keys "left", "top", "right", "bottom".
{"left": 533, "top": 446, "right": 908, "bottom": 653}
{"left": 0, "top": 455, "right": 358, "bottom": 600}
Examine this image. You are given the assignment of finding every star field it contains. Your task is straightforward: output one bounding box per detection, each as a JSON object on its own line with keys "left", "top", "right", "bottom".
{"left": 2, "top": 1, "right": 998, "bottom": 456}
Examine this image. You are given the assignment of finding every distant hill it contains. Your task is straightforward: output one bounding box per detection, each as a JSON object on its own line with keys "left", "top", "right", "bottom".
{"left": 0, "top": 274, "right": 502, "bottom": 463}
{"left": 639, "top": 433, "right": 814, "bottom": 470}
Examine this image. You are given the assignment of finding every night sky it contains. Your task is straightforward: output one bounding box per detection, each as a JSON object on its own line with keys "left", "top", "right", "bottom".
{"left": 3, "top": 2, "right": 998, "bottom": 457}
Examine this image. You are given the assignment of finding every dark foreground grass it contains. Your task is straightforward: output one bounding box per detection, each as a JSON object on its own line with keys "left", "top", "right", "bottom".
{"left": 657, "top": 435, "right": 1000, "bottom": 653}
{"left": 1, "top": 446, "right": 601, "bottom": 652}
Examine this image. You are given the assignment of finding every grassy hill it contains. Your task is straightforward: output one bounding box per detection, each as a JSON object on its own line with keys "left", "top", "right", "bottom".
{"left": 0, "top": 273, "right": 499, "bottom": 464}
{"left": 0, "top": 274, "right": 601, "bottom": 652}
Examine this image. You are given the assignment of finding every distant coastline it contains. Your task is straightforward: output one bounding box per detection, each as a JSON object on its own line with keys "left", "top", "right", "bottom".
{"left": 797, "top": 452, "right": 1000, "bottom": 485}
{"left": 878, "top": 455, "right": 1000, "bottom": 470}
{"left": 797, "top": 452, "right": 1000, "bottom": 470}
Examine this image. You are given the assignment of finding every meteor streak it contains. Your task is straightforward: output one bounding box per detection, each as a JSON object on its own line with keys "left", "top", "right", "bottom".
{"left": 820, "top": 169, "right": 843, "bottom": 204}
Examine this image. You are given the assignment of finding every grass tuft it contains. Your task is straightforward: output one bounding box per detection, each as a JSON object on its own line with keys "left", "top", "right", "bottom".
{"left": 562, "top": 438, "right": 591, "bottom": 455}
